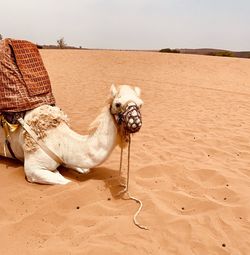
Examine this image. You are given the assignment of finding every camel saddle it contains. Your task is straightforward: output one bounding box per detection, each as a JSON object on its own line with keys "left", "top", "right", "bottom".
{"left": 0, "top": 38, "right": 55, "bottom": 115}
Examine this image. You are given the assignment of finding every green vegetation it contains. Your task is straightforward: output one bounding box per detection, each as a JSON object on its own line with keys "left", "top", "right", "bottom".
{"left": 159, "top": 48, "right": 180, "bottom": 53}
{"left": 208, "top": 51, "right": 233, "bottom": 57}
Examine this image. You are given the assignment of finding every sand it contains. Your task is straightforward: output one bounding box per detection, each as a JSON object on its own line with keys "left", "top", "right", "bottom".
{"left": 0, "top": 50, "right": 250, "bottom": 254}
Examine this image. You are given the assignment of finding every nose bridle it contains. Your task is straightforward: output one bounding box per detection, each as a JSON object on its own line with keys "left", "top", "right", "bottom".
{"left": 111, "top": 100, "right": 142, "bottom": 134}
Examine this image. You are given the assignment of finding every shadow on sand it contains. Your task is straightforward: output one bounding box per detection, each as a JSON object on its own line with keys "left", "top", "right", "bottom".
{"left": 0, "top": 156, "right": 23, "bottom": 169}
{"left": 60, "top": 166, "right": 126, "bottom": 199}
{"left": 0, "top": 157, "right": 125, "bottom": 198}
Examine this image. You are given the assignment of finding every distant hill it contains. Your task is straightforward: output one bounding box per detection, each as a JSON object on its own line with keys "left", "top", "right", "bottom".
{"left": 37, "top": 44, "right": 82, "bottom": 49}
{"left": 160, "top": 48, "right": 250, "bottom": 59}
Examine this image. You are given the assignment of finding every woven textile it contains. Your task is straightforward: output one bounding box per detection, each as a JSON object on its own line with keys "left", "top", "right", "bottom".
{"left": 0, "top": 38, "right": 55, "bottom": 113}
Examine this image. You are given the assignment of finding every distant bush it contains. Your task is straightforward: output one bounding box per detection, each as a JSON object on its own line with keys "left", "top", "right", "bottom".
{"left": 159, "top": 48, "right": 180, "bottom": 53}
{"left": 57, "top": 37, "right": 67, "bottom": 49}
{"left": 208, "top": 51, "right": 233, "bottom": 57}
{"left": 0, "top": 34, "right": 3, "bottom": 40}
{"left": 216, "top": 51, "right": 233, "bottom": 57}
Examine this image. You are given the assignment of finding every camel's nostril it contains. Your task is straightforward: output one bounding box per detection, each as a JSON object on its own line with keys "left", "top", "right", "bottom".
{"left": 115, "top": 102, "right": 121, "bottom": 108}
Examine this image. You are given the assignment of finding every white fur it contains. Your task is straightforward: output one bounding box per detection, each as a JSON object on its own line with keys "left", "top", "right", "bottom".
{"left": 110, "top": 84, "right": 118, "bottom": 98}
{"left": 0, "top": 85, "right": 143, "bottom": 185}
{"left": 134, "top": 86, "right": 141, "bottom": 97}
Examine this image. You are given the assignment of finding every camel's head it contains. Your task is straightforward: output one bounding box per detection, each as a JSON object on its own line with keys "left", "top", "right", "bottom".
{"left": 110, "top": 84, "right": 143, "bottom": 133}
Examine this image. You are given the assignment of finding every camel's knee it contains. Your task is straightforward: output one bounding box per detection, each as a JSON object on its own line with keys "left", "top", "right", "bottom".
{"left": 23, "top": 151, "right": 67, "bottom": 184}
{"left": 24, "top": 167, "right": 46, "bottom": 184}
{"left": 24, "top": 166, "right": 38, "bottom": 183}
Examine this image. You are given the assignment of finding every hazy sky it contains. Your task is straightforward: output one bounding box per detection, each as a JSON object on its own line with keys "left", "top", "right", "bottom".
{"left": 0, "top": 0, "right": 249, "bottom": 51}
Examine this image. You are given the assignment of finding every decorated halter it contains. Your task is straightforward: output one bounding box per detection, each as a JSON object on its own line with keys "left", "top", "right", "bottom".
{"left": 112, "top": 101, "right": 142, "bottom": 134}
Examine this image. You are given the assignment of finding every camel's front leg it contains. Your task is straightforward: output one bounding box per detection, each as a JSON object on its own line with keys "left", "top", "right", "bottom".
{"left": 25, "top": 167, "right": 71, "bottom": 185}
{"left": 24, "top": 150, "right": 71, "bottom": 185}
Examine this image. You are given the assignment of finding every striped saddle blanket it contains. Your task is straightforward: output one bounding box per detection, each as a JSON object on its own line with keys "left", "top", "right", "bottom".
{"left": 0, "top": 38, "right": 55, "bottom": 113}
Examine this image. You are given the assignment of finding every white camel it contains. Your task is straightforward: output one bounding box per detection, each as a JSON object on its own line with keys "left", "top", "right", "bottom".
{"left": 0, "top": 85, "right": 143, "bottom": 185}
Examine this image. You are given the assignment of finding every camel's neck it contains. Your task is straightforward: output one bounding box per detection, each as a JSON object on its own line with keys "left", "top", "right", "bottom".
{"left": 62, "top": 106, "right": 119, "bottom": 169}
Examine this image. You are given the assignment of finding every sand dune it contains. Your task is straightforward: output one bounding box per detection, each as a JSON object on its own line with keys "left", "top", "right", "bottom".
{"left": 0, "top": 50, "right": 250, "bottom": 254}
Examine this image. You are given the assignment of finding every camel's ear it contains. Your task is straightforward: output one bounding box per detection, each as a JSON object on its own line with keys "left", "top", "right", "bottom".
{"left": 134, "top": 86, "right": 141, "bottom": 97}
{"left": 110, "top": 84, "right": 118, "bottom": 98}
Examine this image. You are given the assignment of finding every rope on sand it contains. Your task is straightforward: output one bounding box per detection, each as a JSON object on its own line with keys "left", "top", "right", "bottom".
{"left": 125, "top": 192, "right": 148, "bottom": 230}
{"left": 118, "top": 135, "right": 149, "bottom": 230}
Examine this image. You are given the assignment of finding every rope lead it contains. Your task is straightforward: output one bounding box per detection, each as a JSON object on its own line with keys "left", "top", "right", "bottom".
{"left": 118, "top": 135, "right": 149, "bottom": 230}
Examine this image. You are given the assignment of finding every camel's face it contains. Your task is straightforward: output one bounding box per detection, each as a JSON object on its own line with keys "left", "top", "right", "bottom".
{"left": 110, "top": 84, "right": 143, "bottom": 133}
{"left": 110, "top": 85, "right": 143, "bottom": 114}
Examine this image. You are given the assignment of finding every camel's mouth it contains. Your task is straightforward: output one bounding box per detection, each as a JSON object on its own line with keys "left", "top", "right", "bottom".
{"left": 113, "top": 103, "right": 142, "bottom": 133}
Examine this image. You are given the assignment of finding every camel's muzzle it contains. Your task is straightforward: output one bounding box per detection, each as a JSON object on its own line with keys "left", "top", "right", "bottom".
{"left": 115, "top": 103, "right": 142, "bottom": 133}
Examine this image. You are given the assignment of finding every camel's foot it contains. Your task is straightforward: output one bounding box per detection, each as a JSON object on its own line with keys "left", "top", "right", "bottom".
{"left": 25, "top": 168, "right": 71, "bottom": 185}
{"left": 74, "top": 167, "right": 90, "bottom": 174}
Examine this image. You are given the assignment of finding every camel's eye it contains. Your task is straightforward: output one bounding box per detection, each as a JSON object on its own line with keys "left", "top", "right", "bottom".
{"left": 115, "top": 102, "right": 121, "bottom": 108}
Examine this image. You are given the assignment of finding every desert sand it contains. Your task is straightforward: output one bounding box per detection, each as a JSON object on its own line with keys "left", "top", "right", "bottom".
{"left": 0, "top": 49, "right": 250, "bottom": 254}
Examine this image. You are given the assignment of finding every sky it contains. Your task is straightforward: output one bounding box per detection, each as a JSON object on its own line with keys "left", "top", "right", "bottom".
{"left": 0, "top": 0, "right": 250, "bottom": 51}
